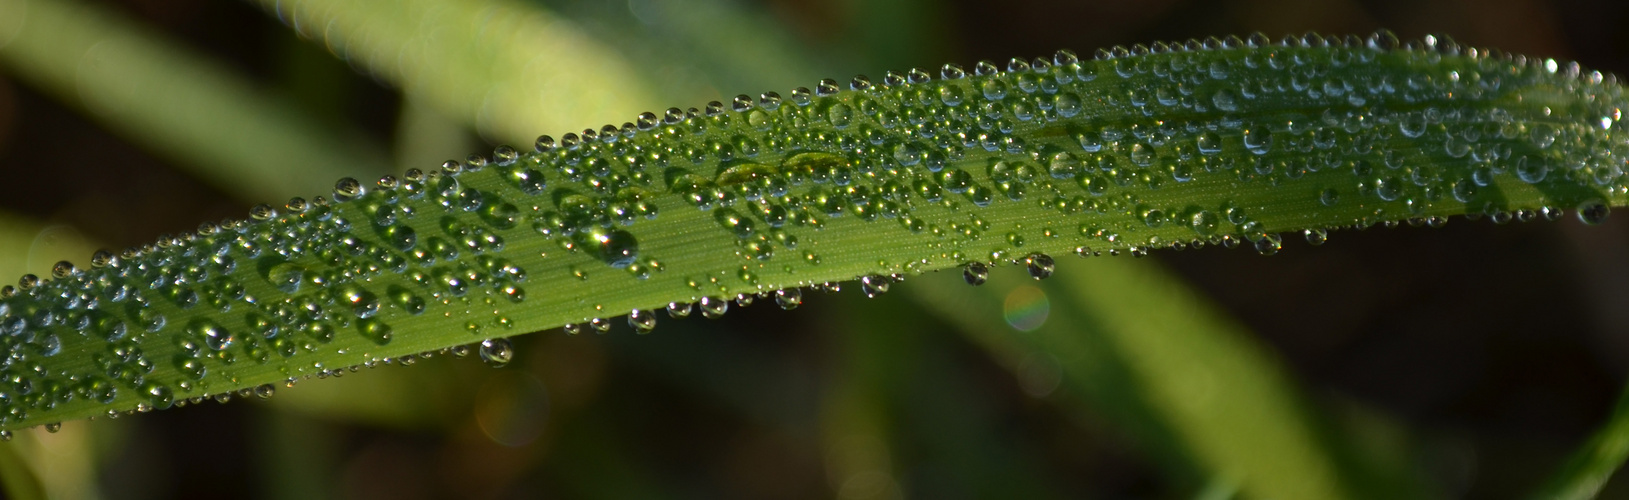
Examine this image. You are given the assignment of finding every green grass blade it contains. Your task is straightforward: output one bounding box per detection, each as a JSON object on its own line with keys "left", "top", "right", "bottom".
{"left": 252, "top": 0, "right": 664, "bottom": 146}
{"left": 1530, "top": 383, "right": 1629, "bottom": 500}
{"left": 0, "top": 438, "right": 44, "bottom": 500}
{"left": 906, "top": 258, "right": 1381, "bottom": 500}
{"left": 0, "top": 33, "right": 1625, "bottom": 434}
{"left": 0, "top": 0, "right": 391, "bottom": 202}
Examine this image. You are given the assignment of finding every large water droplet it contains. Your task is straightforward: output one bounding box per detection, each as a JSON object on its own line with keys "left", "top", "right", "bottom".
{"left": 1025, "top": 254, "right": 1054, "bottom": 280}
{"left": 340, "top": 285, "right": 380, "bottom": 319}
{"left": 860, "top": 275, "right": 890, "bottom": 298}
{"left": 1243, "top": 125, "right": 1273, "bottom": 155}
{"left": 480, "top": 338, "right": 514, "bottom": 367}
{"left": 775, "top": 288, "right": 802, "bottom": 310}
{"left": 1578, "top": 200, "right": 1610, "bottom": 225}
{"left": 964, "top": 262, "right": 989, "bottom": 286}
{"left": 628, "top": 309, "right": 656, "bottom": 334}
{"left": 1304, "top": 228, "right": 1328, "bottom": 245}
{"left": 1254, "top": 234, "right": 1282, "bottom": 256}
{"left": 699, "top": 297, "right": 729, "bottom": 319}
{"left": 1515, "top": 156, "right": 1548, "bottom": 184}
{"left": 666, "top": 302, "right": 692, "bottom": 318}
{"left": 190, "top": 320, "right": 234, "bottom": 351}
{"left": 593, "top": 229, "right": 640, "bottom": 268}
{"left": 266, "top": 263, "right": 304, "bottom": 293}
{"left": 1196, "top": 132, "right": 1223, "bottom": 155}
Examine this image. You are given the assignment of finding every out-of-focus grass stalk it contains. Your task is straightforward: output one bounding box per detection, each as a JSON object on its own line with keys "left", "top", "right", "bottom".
{"left": 1531, "top": 384, "right": 1629, "bottom": 499}
{"left": 0, "top": 210, "right": 98, "bottom": 284}
{"left": 0, "top": 437, "right": 43, "bottom": 500}
{"left": 830, "top": 292, "right": 1064, "bottom": 498}
{"left": 253, "top": 0, "right": 663, "bottom": 146}
{"left": 906, "top": 259, "right": 1419, "bottom": 500}
{"left": 0, "top": 0, "right": 390, "bottom": 203}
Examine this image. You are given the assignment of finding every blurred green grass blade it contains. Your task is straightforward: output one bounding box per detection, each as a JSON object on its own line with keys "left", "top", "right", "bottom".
{"left": 0, "top": 0, "right": 391, "bottom": 203}
{"left": 905, "top": 259, "right": 1418, "bottom": 500}
{"left": 540, "top": 0, "right": 837, "bottom": 102}
{"left": 831, "top": 292, "right": 1065, "bottom": 498}
{"left": 0, "top": 211, "right": 99, "bottom": 285}
{"left": 836, "top": 0, "right": 945, "bottom": 72}
{"left": 1530, "top": 383, "right": 1629, "bottom": 500}
{"left": 0, "top": 440, "right": 44, "bottom": 500}
{"left": 256, "top": 410, "right": 341, "bottom": 500}
{"left": 254, "top": 0, "right": 663, "bottom": 146}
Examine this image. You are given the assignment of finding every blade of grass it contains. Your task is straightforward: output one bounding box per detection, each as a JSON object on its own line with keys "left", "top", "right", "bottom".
{"left": 832, "top": 291, "right": 1067, "bottom": 498}
{"left": 252, "top": 0, "right": 663, "bottom": 146}
{"left": 2, "top": 35, "right": 1624, "bottom": 441}
{"left": 1529, "top": 382, "right": 1629, "bottom": 500}
{"left": 0, "top": 211, "right": 99, "bottom": 286}
{"left": 540, "top": 0, "right": 838, "bottom": 103}
{"left": 905, "top": 258, "right": 1427, "bottom": 500}
{"left": 0, "top": 438, "right": 43, "bottom": 500}
{"left": 0, "top": 0, "right": 391, "bottom": 203}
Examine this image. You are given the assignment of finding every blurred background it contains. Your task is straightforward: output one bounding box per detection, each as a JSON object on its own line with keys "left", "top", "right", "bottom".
{"left": 0, "top": 0, "right": 1628, "bottom": 498}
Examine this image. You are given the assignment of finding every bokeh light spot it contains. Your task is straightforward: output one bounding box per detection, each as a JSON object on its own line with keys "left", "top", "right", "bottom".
{"left": 1002, "top": 285, "right": 1050, "bottom": 332}
{"left": 473, "top": 370, "right": 550, "bottom": 447}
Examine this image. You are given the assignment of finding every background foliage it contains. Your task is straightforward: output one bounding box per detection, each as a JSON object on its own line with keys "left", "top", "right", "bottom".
{"left": 0, "top": 0, "right": 1627, "bottom": 498}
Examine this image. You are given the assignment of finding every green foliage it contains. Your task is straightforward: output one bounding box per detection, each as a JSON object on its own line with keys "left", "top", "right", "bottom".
{"left": 0, "top": 30, "right": 1625, "bottom": 442}
{"left": 1, "top": 2, "right": 1629, "bottom": 494}
{"left": 1532, "top": 385, "right": 1629, "bottom": 500}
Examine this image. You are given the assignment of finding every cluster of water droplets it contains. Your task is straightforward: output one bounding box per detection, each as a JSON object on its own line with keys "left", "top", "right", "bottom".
{"left": 0, "top": 29, "right": 1624, "bottom": 432}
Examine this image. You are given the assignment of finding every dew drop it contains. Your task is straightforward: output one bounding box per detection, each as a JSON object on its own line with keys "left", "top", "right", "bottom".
{"left": 860, "top": 275, "right": 890, "bottom": 298}
{"left": 266, "top": 263, "right": 305, "bottom": 293}
{"left": 333, "top": 177, "right": 365, "bottom": 201}
{"left": 142, "top": 382, "right": 175, "bottom": 410}
{"left": 1025, "top": 254, "right": 1054, "bottom": 280}
{"left": 628, "top": 309, "right": 657, "bottom": 334}
{"left": 666, "top": 302, "right": 692, "bottom": 318}
{"left": 1319, "top": 188, "right": 1340, "bottom": 206}
{"left": 359, "top": 317, "right": 393, "bottom": 345}
{"left": 190, "top": 320, "right": 235, "bottom": 351}
{"left": 1125, "top": 131, "right": 1164, "bottom": 158}
{"left": 1243, "top": 125, "right": 1273, "bottom": 155}
{"left": 1254, "top": 234, "right": 1283, "bottom": 256}
{"left": 827, "top": 103, "right": 854, "bottom": 129}
{"left": 963, "top": 262, "right": 989, "bottom": 286}
{"left": 1304, "top": 228, "right": 1328, "bottom": 245}
{"left": 1189, "top": 210, "right": 1218, "bottom": 235}
{"left": 1515, "top": 156, "right": 1548, "bottom": 184}
{"left": 479, "top": 338, "right": 514, "bottom": 367}
{"left": 1212, "top": 90, "right": 1239, "bottom": 112}
{"left": 699, "top": 296, "right": 729, "bottom": 319}
{"left": 254, "top": 384, "right": 275, "bottom": 399}
{"left": 775, "top": 288, "right": 802, "bottom": 310}
{"left": 1398, "top": 114, "right": 1427, "bottom": 138}
{"left": 340, "top": 285, "right": 380, "bottom": 319}
{"left": 1196, "top": 132, "right": 1223, "bottom": 155}
{"left": 1578, "top": 200, "right": 1610, "bottom": 225}
{"left": 593, "top": 229, "right": 640, "bottom": 268}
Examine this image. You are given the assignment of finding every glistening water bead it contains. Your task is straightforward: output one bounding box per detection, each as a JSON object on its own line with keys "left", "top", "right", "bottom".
{"left": 3, "top": 30, "right": 1629, "bottom": 430}
{"left": 479, "top": 338, "right": 514, "bottom": 367}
